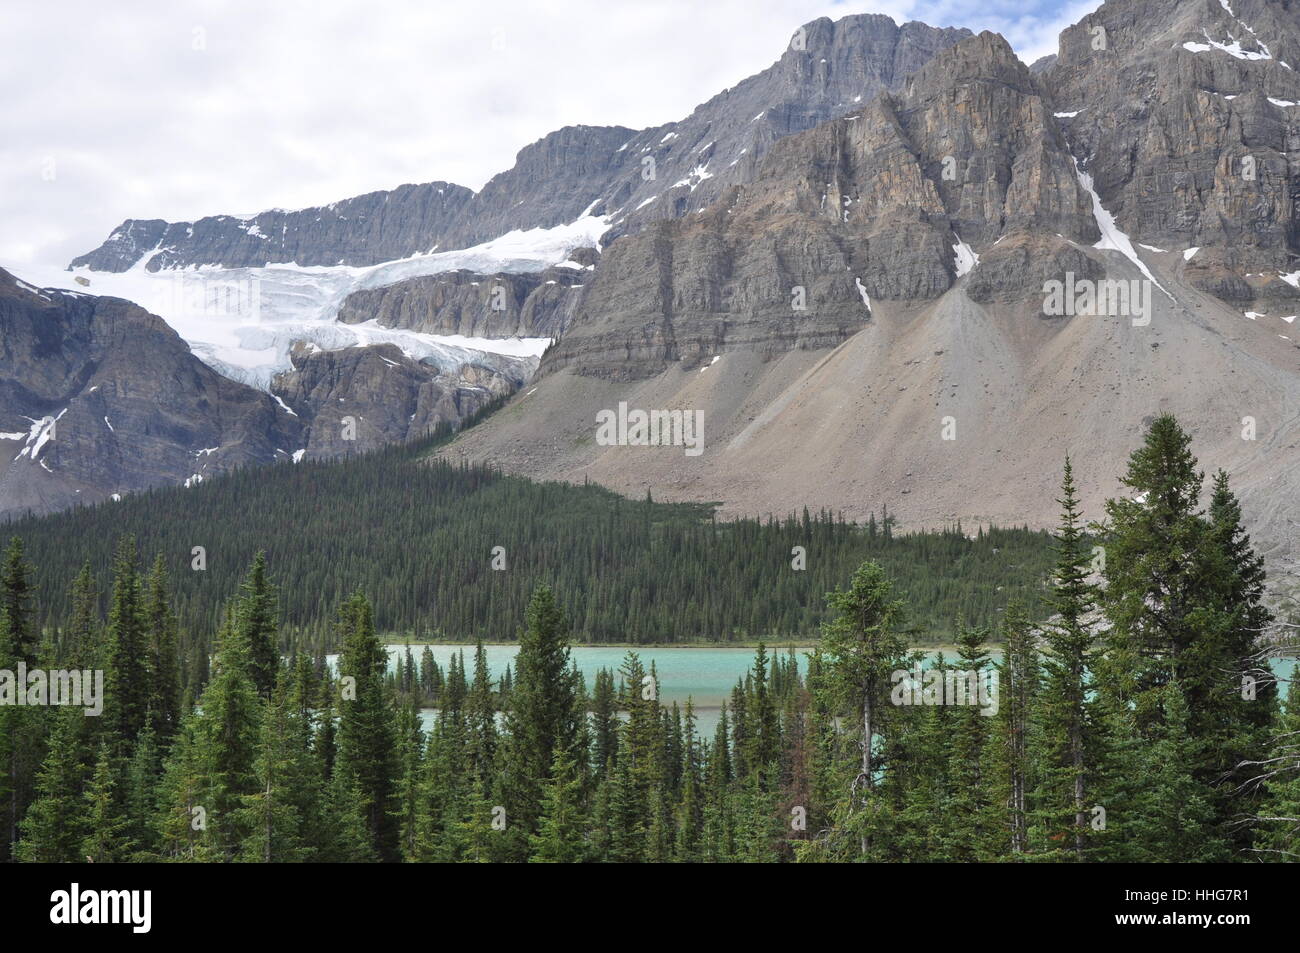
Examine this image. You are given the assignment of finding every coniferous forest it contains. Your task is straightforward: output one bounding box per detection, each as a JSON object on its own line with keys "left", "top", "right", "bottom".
{"left": 0, "top": 414, "right": 1296, "bottom": 863}
{"left": 6, "top": 425, "right": 1056, "bottom": 646}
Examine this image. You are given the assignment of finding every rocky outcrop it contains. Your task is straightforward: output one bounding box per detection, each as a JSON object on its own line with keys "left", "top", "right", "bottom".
{"left": 269, "top": 342, "right": 532, "bottom": 456}
{"left": 0, "top": 268, "right": 304, "bottom": 518}
{"left": 446, "top": 15, "right": 974, "bottom": 249}
{"left": 335, "top": 260, "right": 592, "bottom": 338}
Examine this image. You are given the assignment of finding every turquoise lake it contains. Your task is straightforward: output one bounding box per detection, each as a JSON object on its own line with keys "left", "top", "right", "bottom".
{"left": 377, "top": 644, "right": 1298, "bottom": 740}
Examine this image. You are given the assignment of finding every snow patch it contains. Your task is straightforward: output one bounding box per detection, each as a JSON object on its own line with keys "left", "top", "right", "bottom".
{"left": 952, "top": 237, "right": 979, "bottom": 277}
{"left": 854, "top": 277, "right": 872, "bottom": 310}
{"left": 1182, "top": 29, "right": 1271, "bottom": 61}
{"left": 1074, "top": 160, "right": 1173, "bottom": 299}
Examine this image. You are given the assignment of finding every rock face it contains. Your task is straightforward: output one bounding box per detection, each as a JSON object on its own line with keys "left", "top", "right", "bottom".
{"left": 540, "top": 31, "right": 1096, "bottom": 380}
{"left": 0, "top": 268, "right": 537, "bottom": 519}
{"left": 0, "top": 268, "right": 303, "bottom": 518}
{"left": 70, "top": 183, "right": 475, "bottom": 272}
{"left": 1042, "top": 0, "right": 1300, "bottom": 309}
{"left": 70, "top": 15, "right": 970, "bottom": 273}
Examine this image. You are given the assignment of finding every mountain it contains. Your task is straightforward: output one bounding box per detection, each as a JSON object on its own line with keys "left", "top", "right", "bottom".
{"left": 1046, "top": 0, "right": 1300, "bottom": 310}
{"left": 69, "top": 15, "right": 970, "bottom": 273}
{"left": 437, "top": 12, "right": 1300, "bottom": 567}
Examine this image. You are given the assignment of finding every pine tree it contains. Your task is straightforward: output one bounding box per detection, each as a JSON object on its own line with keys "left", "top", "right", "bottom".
{"left": 390, "top": 700, "right": 424, "bottom": 861}
{"left": 63, "top": 562, "right": 99, "bottom": 669}
{"left": 189, "top": 611, "right": 262, "bottom": 857}
{"left": 503, "top": 587, "right": 578, "bottom": 849}
{"left": 983, "top": 602, "right": 1034, "bottom": 857}
{"left": 0, "top": 537, "right": 36, "bottom": 666}
{"left": 528, "top": 746, "right": 586, "bottom": 863}
{"left": 942, "top": 621, "right": 998, "bottom": 861}
{"left": 1125, "top": 687, "right": 1225, "bottom": 862}
{"left": 234, "top": 672, "right": 312, "bottom": 862}
{"left": 104, "top": 537, "right": 150, "bottom": 751}
{"left": 143, "top": 554, "right": 182, "bottom": 745}
{"left": 1099, "top": 416, "right": 1262, "bottom": 853}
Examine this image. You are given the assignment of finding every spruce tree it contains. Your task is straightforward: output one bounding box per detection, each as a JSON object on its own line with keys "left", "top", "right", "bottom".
{"left": 333, "top": 591, "right": 399, "bottom": 860}
{"left": 503, "top": 587, "right": 579, "bottom": 848}
{"left": 528, "top": 746, "right": 586, "bottom": 863}
{"left": 15, "top": 708, "right": 86, "bottom": 862}
{"left": 81, "top": 743, "right": 131, "bottom": 862}
{"left": 237, "top": 552, "right": 281, "bottom": 698}
{"left": 104, "top": 537, "right": 150, "bottom": 751}
{"left": 811, "top": 561, "right": 908, "bottom": 858}
{"left": 1036, "top": 458, "right": 1099, "bottom": 859}
{"left": 0, "top": 537, "right": 36, "bottom": 666}
{"left": 143, "top": 554, "right": 182, "bottom": 746}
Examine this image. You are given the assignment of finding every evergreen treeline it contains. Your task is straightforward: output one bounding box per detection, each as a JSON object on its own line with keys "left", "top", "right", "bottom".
{"left": 4, "top": 434, "right": 1055, "bottom": 646}
{"left": 0, "top": 414, "right": 1296, "bottom": 863}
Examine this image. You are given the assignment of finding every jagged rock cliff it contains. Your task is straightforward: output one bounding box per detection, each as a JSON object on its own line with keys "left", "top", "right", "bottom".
{"left": 1043, "top": 0, "right": 1300, "bottom": 310}
{"left": 270, "top": 342, "right": 532, "bottom": 456}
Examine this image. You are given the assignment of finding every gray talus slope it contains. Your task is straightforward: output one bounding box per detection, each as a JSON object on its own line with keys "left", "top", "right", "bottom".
{"left": 440, "top": 254, "right": 1300, "bottom": 563}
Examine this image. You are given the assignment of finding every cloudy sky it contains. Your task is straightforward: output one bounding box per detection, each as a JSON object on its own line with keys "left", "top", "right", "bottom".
{"left": 0, "top": 0, "right": 1101, "bottom": 273}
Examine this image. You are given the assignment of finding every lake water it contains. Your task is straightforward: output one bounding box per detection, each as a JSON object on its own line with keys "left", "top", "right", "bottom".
{"left": 378, "top": 644, "right": 1298, "bottom": 740}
